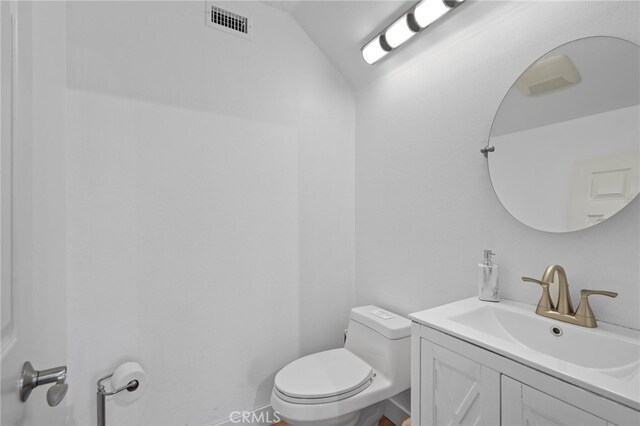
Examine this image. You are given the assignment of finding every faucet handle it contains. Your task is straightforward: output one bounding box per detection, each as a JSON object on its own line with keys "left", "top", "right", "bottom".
{"left": 579, "top": 289, "right": 618, "bottom": 298}
{"left": 574, "top": 289, "right": 618, "bottom": 328}
{"left": 522, "top": 277, "right": 555, "bottom": 314}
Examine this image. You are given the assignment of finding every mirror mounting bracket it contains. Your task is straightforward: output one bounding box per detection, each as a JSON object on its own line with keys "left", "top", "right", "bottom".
{"left": 480, "top": 145, "right": 495, "bottom": 158}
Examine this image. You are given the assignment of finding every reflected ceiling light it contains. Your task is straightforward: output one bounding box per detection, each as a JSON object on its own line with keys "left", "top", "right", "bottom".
{"left": 361, "top": 0, "right": 464, "bottom": 65}
{"left": 385, "top": 14, "right": 418, "bottom": 49}
{"left": 361, "top": 36, "right": 390, "bottom": 65}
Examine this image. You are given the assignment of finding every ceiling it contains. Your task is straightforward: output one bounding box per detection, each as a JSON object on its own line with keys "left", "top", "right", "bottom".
{"left": 267, "top": 1, "right": 640, "bottom": 130}
{"left": 265, "top": 0, "right": 416, "bottom": 89}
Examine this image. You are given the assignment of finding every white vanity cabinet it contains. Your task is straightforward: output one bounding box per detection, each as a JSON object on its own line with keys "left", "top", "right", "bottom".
{"left": 501, "top": 376, "right": 608, "bottom": 426}
{"left": 417, "top": 338, "right": 500, "bottom": 425}
{"left": 411, "top": 322, "right": 640, "bottom": 426}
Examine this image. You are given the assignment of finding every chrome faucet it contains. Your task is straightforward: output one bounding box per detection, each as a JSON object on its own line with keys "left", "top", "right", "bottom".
{"left": 522, "top": 264, "right": 617, "bottom": 328}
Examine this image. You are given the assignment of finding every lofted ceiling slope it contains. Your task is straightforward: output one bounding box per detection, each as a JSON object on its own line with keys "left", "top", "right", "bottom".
{"left": 265, "top": 0, "right": 416, "bottom": 89}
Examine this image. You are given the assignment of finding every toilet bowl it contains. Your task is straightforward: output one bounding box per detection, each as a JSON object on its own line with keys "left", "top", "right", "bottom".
{"left": 271, "top": 306, "right": 411, "bottom": 426}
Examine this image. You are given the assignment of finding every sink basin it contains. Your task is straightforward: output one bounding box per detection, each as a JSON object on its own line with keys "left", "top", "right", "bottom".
{"left": 410, "top": 298, "right": 640, "bottom": 410}
{"left": 449, "top": 304, "right": 639, "bottom": 370}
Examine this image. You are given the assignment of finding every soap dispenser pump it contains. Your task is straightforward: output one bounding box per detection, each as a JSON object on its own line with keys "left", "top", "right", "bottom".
{"left": 478, "top": 250, "right": 499, "bottom": 302}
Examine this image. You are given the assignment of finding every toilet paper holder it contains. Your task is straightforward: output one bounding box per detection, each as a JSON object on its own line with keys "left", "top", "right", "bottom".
{"left": 96, "top": 373, "right": 139, "bottom": 426}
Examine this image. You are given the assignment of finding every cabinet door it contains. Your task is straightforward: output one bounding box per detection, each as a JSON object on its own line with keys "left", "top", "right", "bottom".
{"left": 502, "top": 375, "right": 608, "bottom": 426}
{"left": 420, "top": 339, "right": 500, "bottom": 425}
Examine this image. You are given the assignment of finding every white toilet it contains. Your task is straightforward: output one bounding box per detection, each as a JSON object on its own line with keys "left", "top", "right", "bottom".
{"left": 271, "top": 306, "right": 411, "bottom": 426}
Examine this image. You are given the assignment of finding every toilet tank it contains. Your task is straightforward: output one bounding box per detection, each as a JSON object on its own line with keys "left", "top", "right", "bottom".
{"left": 344, "top": 306, "right": 411, "bottom": 391}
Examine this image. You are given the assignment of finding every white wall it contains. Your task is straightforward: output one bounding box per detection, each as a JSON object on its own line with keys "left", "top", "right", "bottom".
{"left": 62, "top": 2, "right": 354, "bottom": 425}
{"left": 355, "top": 2, "right": 639, "bottom": 329}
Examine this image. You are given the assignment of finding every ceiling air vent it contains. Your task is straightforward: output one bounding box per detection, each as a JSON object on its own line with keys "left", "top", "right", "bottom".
{"left": 205, "top": 2, "right": 252, "bottom": 40}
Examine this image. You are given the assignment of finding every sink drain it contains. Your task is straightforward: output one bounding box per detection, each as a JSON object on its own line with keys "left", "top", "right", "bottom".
{"left": 550, "top": 325, "right": 563, "bottom": 336}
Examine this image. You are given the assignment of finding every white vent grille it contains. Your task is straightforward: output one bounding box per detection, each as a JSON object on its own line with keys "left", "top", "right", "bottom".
{"left": 205, "top": 3, "right": 252, "bottom": 40}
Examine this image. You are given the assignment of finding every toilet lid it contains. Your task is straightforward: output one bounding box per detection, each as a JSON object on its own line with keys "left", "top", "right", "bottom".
{"left": 274, "top": 348, "right": 374, "bottom": 403}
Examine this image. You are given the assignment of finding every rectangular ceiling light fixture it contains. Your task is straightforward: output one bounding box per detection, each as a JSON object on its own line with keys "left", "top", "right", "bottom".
{"left": 361, "top": 0, "right": 464, "bottom": 65}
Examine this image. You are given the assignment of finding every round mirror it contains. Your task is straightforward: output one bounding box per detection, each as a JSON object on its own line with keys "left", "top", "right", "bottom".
{"left": 488, "top": 36, "right": 639, "bottom": 233}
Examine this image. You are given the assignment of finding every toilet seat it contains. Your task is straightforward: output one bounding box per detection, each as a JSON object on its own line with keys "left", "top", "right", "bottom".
{"left": 274, "top": 348, "right": 374, "bottom": 405}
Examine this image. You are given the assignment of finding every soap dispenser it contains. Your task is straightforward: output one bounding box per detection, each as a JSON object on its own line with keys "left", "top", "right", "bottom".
{"left": 478, "top": 250, "right": 499, "bottom": 302}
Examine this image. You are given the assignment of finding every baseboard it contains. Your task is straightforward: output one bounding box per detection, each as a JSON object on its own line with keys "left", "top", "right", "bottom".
{"left": 384, "top": 390, "right": 411, "bottom": 426}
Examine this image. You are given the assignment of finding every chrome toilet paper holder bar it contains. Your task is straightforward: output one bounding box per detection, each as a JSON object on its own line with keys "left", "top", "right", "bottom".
{"left": 96, "top": 373, "right": 139, "bottom": 426}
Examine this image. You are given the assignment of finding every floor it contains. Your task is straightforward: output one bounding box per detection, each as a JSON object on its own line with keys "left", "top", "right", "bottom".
{"left": 378, "top": 416, "right": 396, "bottom": 426}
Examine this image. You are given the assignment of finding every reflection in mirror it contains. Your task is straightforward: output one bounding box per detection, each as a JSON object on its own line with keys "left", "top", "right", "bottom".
{"left": 488, "top": 37, "right": 639, "bottom": 233}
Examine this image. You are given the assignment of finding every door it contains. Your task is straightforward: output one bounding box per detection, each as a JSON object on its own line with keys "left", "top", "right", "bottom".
{"left": 420, "top": 340, "right": 500, "bottom": 426}
{"left": 568, "top": 152, "right": 639, "bottom": 229}
{"left": 501, "top": 375, "right": 608, "bottom": 426}
{"left": 1, "top": 2, "right": 68, "bottom": 425}
{"left": 1, "top": 1, "right": 21, "bottom": 422}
